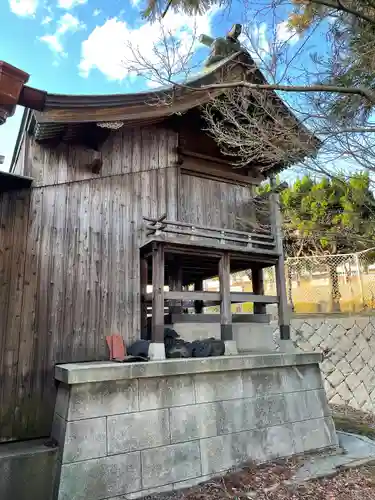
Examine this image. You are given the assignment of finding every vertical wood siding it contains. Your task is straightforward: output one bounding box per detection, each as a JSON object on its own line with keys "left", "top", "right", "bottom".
{"left": 0, "top": 125, "right": 178, "bottom": 442}
{"left": 21, "top": 126, "right": 177, "bottom": 186}
{"left": 179, "top": 172, "right": 253, "bottom": 229}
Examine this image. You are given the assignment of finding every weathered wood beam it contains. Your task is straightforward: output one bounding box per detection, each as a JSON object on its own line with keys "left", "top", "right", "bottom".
{"left": 252, "top": 268, "right": 266, "bottom": 314}
{"left": 230, "top": 293, "right": 278, "bottom": 304}
{"left": 168, "top": 259, "right": 183, "bottom": 315}
{"left": 140, "top": 256, "right": 149, "bottom": 340}
{"left": 141, "top": 238, "right": 279, "bottom": 260}
{"left": 165, "top": 291, "right": 220, "bottom": 301}
{"left": 270, "top": 175, "right": 290, "bottom": 340}
{"left": 143, "top": 291, "right": 279, "bottom": 303}
{"left": 144, "top": 217, "right": 274, "bottom": 240}
{"left": 146, "top": 225, "right": 276, "bottom": 249}
{"left": 180, "top": 161, "right": 264, "bottom": 185}
{"left": 152, "top": 242, "right": 165, "bottom": 343}
{"left": 219, "top": 252, "right": 232, "bottom": 341}
{"left": 193, "top": 279, "right": 204, "bottom": 314}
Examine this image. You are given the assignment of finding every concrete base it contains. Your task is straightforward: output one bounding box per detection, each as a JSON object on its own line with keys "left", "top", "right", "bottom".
{"left": 148, "top": 342, "right": 166, "bottom": 360}
{"left": 235, "top": 324, "right": 276, "bottom": 352}
{"left": 52, "top": 353, "right": 338, "bottom": 500}
{"left": 224, "top": 340, "right": 238, "bottom": 355}
{"left": 0, "top": 439, "right": 58, "bottom": 500}
{"left": 170, "top": 322, "right": 276, "bottom": 352}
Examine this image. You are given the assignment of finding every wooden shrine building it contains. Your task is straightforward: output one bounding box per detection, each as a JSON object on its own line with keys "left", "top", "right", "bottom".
{"left": 0, "top": 33, "right": 318, "bottom": 443}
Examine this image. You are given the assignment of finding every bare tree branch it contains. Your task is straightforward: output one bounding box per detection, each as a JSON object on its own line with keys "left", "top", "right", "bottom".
{"left": 178, "top": 80, "right": 375, "bottom": 104}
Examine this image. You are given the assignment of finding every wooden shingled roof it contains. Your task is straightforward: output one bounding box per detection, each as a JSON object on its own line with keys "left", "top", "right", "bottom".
{"left": 10, "top": 51, "right": 320, "bottom": 173}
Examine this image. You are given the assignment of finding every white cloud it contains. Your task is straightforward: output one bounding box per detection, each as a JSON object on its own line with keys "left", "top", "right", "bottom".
{"left": 57, "top": 0, "right": 86, "bottom": 10}
{"left": 41, "top": 15, "right": 53, "bottom": 24}
{"left": 40, "top": 34, "right": 64, "bottom": 53}
{"left": 93, "top": 8, "right": 101, "bottom": 16}
{"left": 252, "top": 23, "right": 270, "bottom": 56}
{"left": 79, "top": 7, "right": 220, "bottom": 81}
{"left": 240, "top": 23, "right": 270, "bottom": 62}
{"left": 131, "top": 0, "right": 141, "bottom": 6}
{"left": 276, "top": 21, "right": 300, "bottom": 45}
{"left": 9, "top": 0, "right": 38, "bottom": 17}
{"left": 40, "top": 13, "right": 85, "bottom": 55}
{"left": 58, "top": 12, "right": 86, "bottom": 33}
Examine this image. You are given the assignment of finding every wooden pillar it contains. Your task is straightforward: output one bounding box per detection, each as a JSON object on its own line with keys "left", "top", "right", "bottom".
{"left": 270, "top": 176, "right": 290, "bottom": 340}
{"left": 219, "top": 252, "right": 232, "bottom": 340}
{"left": 252, "top": 267, "right": 266, "bottom": 315}
{"left": 152, "top": 242, "right": 165, "bottom": 342}
{"left": 140, "top": 256, "right": 149, "bottom": 340}
{"left": 194, "top": 279, "right": 204, "bottom": 314}
{"left": 168, "top": 259, "right": 183, "bottom": 315}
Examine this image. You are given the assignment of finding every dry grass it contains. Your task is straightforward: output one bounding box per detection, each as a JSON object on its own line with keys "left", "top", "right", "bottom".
{"left": 158, "top": 460, "right": 375, "bottom": 500}
{"left": 331, "top": 404, "right": 375, "bottom": 440}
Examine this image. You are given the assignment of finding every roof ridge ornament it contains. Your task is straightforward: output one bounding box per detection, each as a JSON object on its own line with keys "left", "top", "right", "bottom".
{"left": 199, "top": 24, "right": 243, "bottom": 68}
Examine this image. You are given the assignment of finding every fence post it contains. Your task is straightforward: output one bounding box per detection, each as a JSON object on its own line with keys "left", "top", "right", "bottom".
{"left": 356, "top": 253, "right": 365, "bottom": 309}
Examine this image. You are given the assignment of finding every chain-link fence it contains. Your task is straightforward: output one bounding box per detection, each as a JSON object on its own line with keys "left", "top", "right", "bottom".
{"left": 285, "top": 248, "right": 375, "bottom": 314}
{"left": 205, "top": 248, "right": 375, "bottom": 314}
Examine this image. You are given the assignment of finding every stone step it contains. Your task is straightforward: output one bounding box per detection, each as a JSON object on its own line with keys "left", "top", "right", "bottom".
{"left": 0, "top": 438, "right": 59, "bottom": 500}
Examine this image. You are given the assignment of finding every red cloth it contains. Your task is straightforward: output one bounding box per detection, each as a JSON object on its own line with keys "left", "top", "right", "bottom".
{"left": 106, "top": 334, "right": 126, "bottom": 361}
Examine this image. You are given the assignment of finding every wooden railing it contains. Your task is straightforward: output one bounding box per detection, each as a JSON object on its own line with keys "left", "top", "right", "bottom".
{"left": 143, "top": 291, "right": 278, "bottom": 304}
{"left": 144, "top": 215, "right": 276, "bottom": 252}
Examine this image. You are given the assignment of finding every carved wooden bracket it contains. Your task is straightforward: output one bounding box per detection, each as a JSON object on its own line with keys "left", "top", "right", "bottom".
{"left": 86, "top": 150, "right": 103, "bottom": 174}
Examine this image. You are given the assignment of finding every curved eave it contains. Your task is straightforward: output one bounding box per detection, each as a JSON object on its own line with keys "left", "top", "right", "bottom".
{"left": 37, "top": 52, "right": 245, "bottom": 124}
{"left": 10, "top": 50, "right": 320, "bottom": 172}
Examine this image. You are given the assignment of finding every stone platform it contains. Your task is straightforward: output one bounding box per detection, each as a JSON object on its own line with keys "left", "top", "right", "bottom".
{"left": 52, "top": 353, "right": 338, "bottom": 500}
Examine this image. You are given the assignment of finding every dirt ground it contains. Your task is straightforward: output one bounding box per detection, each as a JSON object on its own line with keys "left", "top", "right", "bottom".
{"left": 166, "top": 459, "right": 375, "bottom": 500}
{"left": 152, "top": 405, "right": 375, "bottom": 500}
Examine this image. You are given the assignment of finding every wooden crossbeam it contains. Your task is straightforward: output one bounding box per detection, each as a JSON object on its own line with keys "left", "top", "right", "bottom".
{"left": 143, "top": 291, "right": 279, "bottom": 304}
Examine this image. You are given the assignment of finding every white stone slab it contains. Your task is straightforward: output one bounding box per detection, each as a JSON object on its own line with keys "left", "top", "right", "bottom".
{"left": 55, "top": 353, "right": 322, "bottom": 385}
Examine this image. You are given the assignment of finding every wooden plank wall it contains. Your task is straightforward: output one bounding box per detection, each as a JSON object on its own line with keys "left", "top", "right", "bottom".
{"left": 0, "top": 125, "right": 178, "bottom": 442}
{"left": 179, "top": 171, "right": 253, "bottom": 229}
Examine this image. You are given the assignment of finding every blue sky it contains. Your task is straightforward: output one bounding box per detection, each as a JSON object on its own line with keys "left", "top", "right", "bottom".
{"left": 0, "top": 0, "right": 317, "bottom": 172}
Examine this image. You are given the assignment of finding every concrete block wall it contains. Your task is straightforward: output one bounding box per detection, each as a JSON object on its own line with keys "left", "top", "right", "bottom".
{"left": 52, "top": 358, "right": 337, "bottom": 500}
{"left": 272, "top": 315, "right": 375, "bottom": 413}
